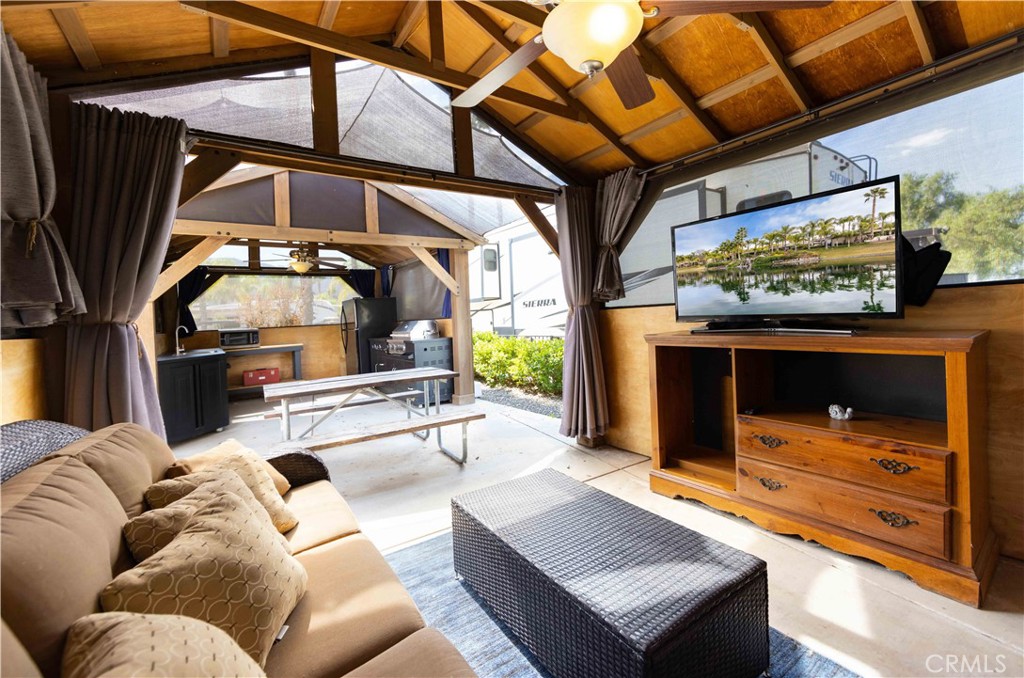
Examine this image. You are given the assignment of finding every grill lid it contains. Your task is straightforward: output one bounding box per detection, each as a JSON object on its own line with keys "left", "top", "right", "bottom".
{"left": 390, "top": 320, "right": 439, "bottom": 341}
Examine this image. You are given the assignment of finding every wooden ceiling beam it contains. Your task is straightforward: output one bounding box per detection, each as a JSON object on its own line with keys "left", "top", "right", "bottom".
{"left": 619, "top": 109, "right": 688, "bottom": 145}
{"left": 475, "top": 1, "right": 548, "bottom": 28}
{"left": 901, "top": 0, "right": 936, "bottom": 65}
{"left": 513, "top": 195, "right": 558, "bottom": 256}
{"left": 634, "top": 41, "right": 724, "bottom": 142}
{"left": 427, "top": 0, "right": 445, "bottom": 69}
{"left": 453, "top": 1, "right": 648, "bottom": 167}
{"left": 393, "top": 0, "right": 426, "bottom": 48}
{"left": 209, "top": 18, "right": 230, "bottom": 58}
{"left": 181, "top": 1, "right": 581, "bottom": 121}
{"left": 310, "top": 49, "right": 340, "bottom": 153}
{"left": 172, "top": 219, "right": 478, "bottom": 250}
{"left": 643, "top": 16, "right": 696, "bottom": 48}
{"left": 150, "top": 236, "right": 230, "bottom": 301}
{"left": 205, "top": 165, "right": 283, "bottom": 192}
{"left": 179, "top": 148, "right": 241, "bottom": 206}
{"left": 46, "top": 44, "right": 311, "bottom": 88}
{"left": 786, "top": 2, "right": 905, "bottom": 68}
{"left": 695, "top": 64, "right": 774, "bottom": 109}
{"left": 193, "top": 134, "right": 558, "bottom": 201}
{"left": 731, "top": 13, "right": 812, "bottom": 111}
{"left": 368, "top": 180, "right": 486, "bottom": 244}
{"left": 273, "top": 172, "right": 291, "bottom": 228}
{"left": 50, "top": 7, "right": 102, "bottom": 71}
{"left": 317, "top": 0, "right": 341, "bottom": 29}
{"left": 568, "top": 144, "right": 614, "bottom": 167}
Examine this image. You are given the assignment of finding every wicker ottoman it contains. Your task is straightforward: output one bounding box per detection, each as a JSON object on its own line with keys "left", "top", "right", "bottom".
{"left": 452, "top": 469, "right": 769, "bottom": 678}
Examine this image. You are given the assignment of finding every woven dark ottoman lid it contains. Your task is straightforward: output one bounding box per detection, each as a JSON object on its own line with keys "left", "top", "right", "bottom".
{"left": 452, "top": 469, "right": 768, "bottom": 678}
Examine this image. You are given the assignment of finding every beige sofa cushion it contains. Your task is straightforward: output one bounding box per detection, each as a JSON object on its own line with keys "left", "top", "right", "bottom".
{"left": 283, "top": 479, "right": 360, "bottom": 554}
{"left": 2, "top": 621, "right": 42, "bottom": 678}
{"left": 1, "top": 457, "right": 131, "bottom": 677}
{"left": 125, "top": 481, "right": 290, "bottom": 562}
{"left": 343, "top": 628, "right": 476, "bottom": 678}
{"left": 101, "top": 492, "right": 307, "bottom": 666}
{"left": 62, "top": 612, "right": 265, "bottom": 678}
{"left": 167, "top": 439, "right": 290, "bottom": 495}
{"left": 48, "top": 423, "right": 175, "bottom": 518}
{"left": 264, "top": 534, "right": 424, "bottom": 678}
{"left": 146, "top": 456, "right": 298, "bottom": 533}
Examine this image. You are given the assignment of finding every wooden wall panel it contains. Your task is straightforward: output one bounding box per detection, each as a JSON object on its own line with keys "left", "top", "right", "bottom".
{"left": 598, "top": 283, "right": 1024, "bottom": 558}
{"left": 1, "top": 339, "right": 49, "bottom": 424}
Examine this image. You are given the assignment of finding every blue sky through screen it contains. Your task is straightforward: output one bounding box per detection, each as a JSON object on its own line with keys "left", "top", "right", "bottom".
{"left": 674, "top": 180, "right": 898, "bottom": 255}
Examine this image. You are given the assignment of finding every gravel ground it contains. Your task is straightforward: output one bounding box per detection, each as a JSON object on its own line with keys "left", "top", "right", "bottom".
{"left": 477, "top": 383, "right": 562, "bottom": 419}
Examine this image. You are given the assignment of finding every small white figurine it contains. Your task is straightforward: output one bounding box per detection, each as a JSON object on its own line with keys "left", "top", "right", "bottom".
{"left": 828, "top": 404, "right": 854, "bottom": 420}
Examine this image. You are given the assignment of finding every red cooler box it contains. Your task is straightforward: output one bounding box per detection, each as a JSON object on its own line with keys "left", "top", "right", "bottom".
{"left": 243, "top": 367, "right": 280, "bottom": 386}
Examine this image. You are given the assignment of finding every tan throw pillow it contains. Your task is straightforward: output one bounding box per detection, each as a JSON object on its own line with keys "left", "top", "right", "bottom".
{"left": 101, "top": 493, "right": 308, "bottom": 666}
{"left": 62, "top": 612, "right": 265, "bottom": 678}
{"left": 125, "top": 483, "right": 290, "bottom": 563}
{"left": 166, "top": 440, "right": 290, "bottom": 495}
{"left": 146, "top": 459, "right": 298, "bottom": 533}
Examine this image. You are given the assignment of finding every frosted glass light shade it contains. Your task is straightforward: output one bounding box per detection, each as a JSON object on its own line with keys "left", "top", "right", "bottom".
{"left": 290, "top": 259, "right": 313, "bottom": 274}
{"left": 543, "top": 0, "right": 644, "bottom": 75}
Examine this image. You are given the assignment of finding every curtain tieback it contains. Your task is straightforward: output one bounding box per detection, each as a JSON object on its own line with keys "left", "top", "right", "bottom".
{"left": 10, "top": 218, "right": 42, "bottom": 257}
{"left": 132, "top": 322, "right": 143, "bottom": 359}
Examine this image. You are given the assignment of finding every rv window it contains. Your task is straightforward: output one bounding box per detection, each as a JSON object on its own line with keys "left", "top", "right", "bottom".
{"left": 736, "top": 191, "right": 792, "bottom": 212}
{"left": 483, "top": 248, "right": 498, "bottom": 272}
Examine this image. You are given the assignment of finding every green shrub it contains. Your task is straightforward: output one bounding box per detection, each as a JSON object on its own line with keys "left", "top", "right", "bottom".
{"left": 472, "top": 332, "right": 564, "bottom": 397}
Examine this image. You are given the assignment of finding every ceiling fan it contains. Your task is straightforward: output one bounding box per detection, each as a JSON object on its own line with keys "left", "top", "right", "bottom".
{"left": 452, "top": 0, "right": 831, "bottom": 111}
{"left": 268, "top": 248, "right": 351, "bottom": 274}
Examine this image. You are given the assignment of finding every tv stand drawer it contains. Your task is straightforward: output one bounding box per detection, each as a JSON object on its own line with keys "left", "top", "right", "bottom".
{"left": 737, "top": 418, "right": 951, "bottom": 504}
{"left": 737, "top": 457, "right": 951, "bottom": 559}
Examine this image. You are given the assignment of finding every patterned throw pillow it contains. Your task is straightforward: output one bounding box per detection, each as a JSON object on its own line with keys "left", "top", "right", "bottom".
{"left": 125, "top": 482, "right": 290, "bottom": 563}
{"left": 146, "top": 456, "right": 299, "bottom": 533}
{"left": 101, "top": 493, "right": 308, "bottom": 666}
{"left": 62, "top": 612, "right": 265, "bottom": 678}
{"left": 166, "top": 440, "right": 291, "bottom": 495}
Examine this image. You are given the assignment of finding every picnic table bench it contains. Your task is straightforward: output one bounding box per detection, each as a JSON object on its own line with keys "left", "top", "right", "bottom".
{"left": 263, "top": 367, "right": 483, "bottom": 464}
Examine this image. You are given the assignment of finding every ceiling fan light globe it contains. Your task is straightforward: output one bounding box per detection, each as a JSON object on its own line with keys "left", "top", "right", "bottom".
{"left": 543, "top": 0, "right": 644, "bottom": 75}
{"left": 289, "top": 260, "right": 313, "bottom": 274}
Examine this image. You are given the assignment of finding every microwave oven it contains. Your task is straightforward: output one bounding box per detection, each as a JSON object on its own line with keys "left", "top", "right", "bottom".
{"left": 219, "top": 329, "right": 260, "bottom": 349}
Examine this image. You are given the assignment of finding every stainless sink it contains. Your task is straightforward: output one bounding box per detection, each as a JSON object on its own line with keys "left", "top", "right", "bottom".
{"left": 159, "top": 348, "right": 225, "bottom": 361}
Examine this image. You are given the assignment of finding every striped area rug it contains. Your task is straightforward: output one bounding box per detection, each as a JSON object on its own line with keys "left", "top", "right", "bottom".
{"left": 385, "top": 532, "right": 859, "bottom": 678}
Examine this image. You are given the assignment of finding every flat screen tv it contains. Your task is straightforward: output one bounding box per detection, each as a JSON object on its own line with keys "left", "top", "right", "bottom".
{"left": 671, "top": 176, "right": 902, "bottom": 329}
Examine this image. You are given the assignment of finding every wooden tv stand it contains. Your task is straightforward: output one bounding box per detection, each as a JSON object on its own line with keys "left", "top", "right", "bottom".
{"left": 645, "top": 330, "right": 996, "bottom": 606}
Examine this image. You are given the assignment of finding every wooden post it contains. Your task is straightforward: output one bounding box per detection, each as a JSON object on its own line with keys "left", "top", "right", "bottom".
{"left": 450, "top": 248, "right": 474, "bottom": 405}
{"left": 310, "top": 48, "right": 340, "bottom": 153}
{"left": 452, "top": 93, "right": 475, "bottom": 178}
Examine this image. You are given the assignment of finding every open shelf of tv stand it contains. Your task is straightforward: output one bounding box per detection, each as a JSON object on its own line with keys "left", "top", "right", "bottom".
{"left": 645, "top": 329, "right": 995, "bottom": 607}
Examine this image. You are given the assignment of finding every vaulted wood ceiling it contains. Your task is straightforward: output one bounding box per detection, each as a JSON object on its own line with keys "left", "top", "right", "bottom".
{"left": 2, "top": 0, "right": 1022, "bottom": 183}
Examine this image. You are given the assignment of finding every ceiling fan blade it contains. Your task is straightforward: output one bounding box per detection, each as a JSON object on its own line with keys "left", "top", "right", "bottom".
{"left": 645, "top": 0, "right": 831, "bottom": 16}
{"left": 451, "top": 37, "right": 547, "bottom": 108}
{"left": 316, "top": 261, "right": 348, "bottom": 270}
{"left": 605, "top": 48, "right": 656, "bottom": 110}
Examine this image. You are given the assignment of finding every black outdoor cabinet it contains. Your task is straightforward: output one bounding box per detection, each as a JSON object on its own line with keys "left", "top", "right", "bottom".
{"left": 157, "top": 349, "right": 229, "bottom": 443}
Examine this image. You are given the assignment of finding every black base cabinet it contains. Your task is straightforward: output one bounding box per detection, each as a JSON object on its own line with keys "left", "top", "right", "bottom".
{"left": 157, "top": 349, "right": 229, "bottom": 443}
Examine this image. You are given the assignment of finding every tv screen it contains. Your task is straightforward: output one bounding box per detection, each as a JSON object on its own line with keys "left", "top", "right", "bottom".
{"left": 671, "top": 176, "right": 902, "bottom": 323}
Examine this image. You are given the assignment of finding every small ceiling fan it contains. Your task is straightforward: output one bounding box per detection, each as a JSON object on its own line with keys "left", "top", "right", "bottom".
{"left": 268, "top": 248, "right": 351, "bottom": 274}
{"left": 452, "top": 0, "right": 830, "bottom": 111}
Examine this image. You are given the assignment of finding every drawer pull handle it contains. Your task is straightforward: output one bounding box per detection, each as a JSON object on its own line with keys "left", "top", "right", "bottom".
{"left": 752, "top": 434, "right": 788, "bottom": 449}
{"left": 869, "top": 508, "right": 919, "bottom": 528}
{"left": 753, "top": 476, "right": 787, "bottom": 491}
{"left": 870, "top": 458, "right": 920, "bottom": 475}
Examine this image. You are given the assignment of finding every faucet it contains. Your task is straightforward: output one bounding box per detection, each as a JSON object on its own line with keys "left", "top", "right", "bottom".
{"left": 175, "top": 325, "right": 188, "bottom": 355}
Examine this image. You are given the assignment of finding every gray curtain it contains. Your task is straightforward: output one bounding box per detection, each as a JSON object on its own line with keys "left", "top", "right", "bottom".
{"left": 558, "top": 186, "right": 608, "bottom": 439}
{"left": 64, "top": 103, "right": 188, "bottom": 435}
{"left": 0, "top": 32, "right": 85, "bottom": 329}
{"left": 593, "top": 167, "right": 645, "bottom": 302}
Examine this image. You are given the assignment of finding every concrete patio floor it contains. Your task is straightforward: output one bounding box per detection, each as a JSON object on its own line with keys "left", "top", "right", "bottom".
{"left": 172, "top": 396, "right": 1024, "bottom": 678}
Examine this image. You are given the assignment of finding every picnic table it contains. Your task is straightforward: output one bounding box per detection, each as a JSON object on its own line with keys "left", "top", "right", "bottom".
{"left": 263, "top": 367, "right": 483, "bottom": 464}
